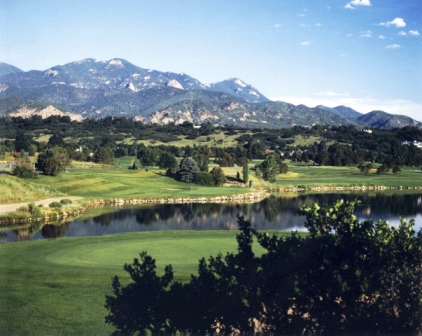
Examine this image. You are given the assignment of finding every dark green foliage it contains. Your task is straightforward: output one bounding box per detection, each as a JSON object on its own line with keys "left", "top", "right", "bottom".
{"left": 177, "top": 157, "right": 199, "bottom": 183}
{"left": 28, "top": 144, "right": 37, "bottom": 156}
{"left": 137, "top": 147, "right": 159, "bottom": 167}
{"left": 215, "top": 151, "right": 235, "bottom": 167}
{"left": 60, "top": 199, "right": 73, "bottom": 204}
{"left": 49, "top": 202, "right": 62, "bottom": 208}
{"left": 105, "top": 252, "right": 174, "bottom": 334}
{"left": 13, "top": 155, "right": 37, "bottom": 178}
{"left": 128, "top": 162, "right": 138, "bottom": 170}
{"left": 13, "top": 165, "right": 37, "bottom": 178}
{"left": 377, "top": 163, "right": 390, "bottom": 175}
{"left": 359, "top": 162, "right": 373, "bottom": 174}
{"left": 192, "top": 153, "right": 209, "bottom": 172}
{"left": 15, "top": 132, "right": 32, "bottom": 152}
{"left": 393, "top": 165, "right": 401, "bottom": 175}
{"left": 157, "top": 152, "right": 178, "bottom": 172}
{"left": 37, "top": 147, "right": 70, "bottom": 176}
{"left": 193, "top": 172, "right": 216, "bottom": 186}
{"left": 105, "top": 200, "right": 422, "bottom": 335}
{"left": 210, "top": 166, "right": 226, "bottom": 186}
{"left": 47, "top": 134, "right": 66, "bottom": 147}
{"left": 242, "top": 162, "right": 249, "bottom": 183}
{"left": 93, "top": 147, "right": 114, "bottom": 164}
{"left": 260, "top": 154, "right": 278, "bottom": 182}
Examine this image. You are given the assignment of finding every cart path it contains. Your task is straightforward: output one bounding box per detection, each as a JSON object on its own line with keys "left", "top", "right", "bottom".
{"left": 0, "top": 197, "right": 85, "bottom": 214}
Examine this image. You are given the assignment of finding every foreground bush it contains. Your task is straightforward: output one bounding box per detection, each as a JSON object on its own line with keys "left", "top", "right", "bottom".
{"left": 60, "top": 199, "right": 73, "bottom": 205}
{"left": 105, "top": 200, "right": 422, "bottom": 335}
{"left": 49, "top": 202, "right": 62, "bottom": 208}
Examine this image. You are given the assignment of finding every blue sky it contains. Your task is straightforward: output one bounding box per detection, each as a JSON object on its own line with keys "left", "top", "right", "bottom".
{"left": 1, "top": 0, "right": 421, "bottom": 119}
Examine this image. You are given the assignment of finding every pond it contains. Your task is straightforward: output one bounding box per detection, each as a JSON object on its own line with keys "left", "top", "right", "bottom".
{"left": 2, "top": 192, "right": 422, "bottom": 243}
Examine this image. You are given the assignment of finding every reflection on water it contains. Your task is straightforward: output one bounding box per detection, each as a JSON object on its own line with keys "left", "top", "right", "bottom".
{"left": 2, "top": 193, "right": 422, "bottom": 243}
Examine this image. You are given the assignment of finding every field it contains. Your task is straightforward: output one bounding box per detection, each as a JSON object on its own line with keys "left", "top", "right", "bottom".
{"left": 120, "top": 130, "right": 243, "bottom": 148}
{"left": 274, "top": 163, "right": 422, "bottom": 189}
{"left": 35, "top": 167, "right": 249, "bottom": 200}
{"left": 0, "top": 230, "right": 289, "bottom": 335}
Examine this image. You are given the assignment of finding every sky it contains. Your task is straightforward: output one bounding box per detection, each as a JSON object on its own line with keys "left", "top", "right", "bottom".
{"left": 0, "top": 0, "right": 421, "bottom": 120}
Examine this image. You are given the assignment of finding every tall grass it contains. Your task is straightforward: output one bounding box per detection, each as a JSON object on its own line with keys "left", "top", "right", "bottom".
{"left": 0, "top": 175, "right": 63, "bottom": 204}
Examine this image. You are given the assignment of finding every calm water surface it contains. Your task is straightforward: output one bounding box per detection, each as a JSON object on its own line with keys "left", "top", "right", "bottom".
{"left": 2, "top": 193, "right": 422, "bottom": 243}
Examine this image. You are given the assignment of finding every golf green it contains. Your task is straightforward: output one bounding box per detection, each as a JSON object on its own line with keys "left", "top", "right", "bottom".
{"left": 0, "top": 230, "right": 247, "bottom": 335}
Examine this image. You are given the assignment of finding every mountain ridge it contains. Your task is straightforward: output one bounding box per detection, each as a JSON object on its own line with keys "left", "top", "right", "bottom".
{"left": 0, "top": 58, "right": 420, "bottom": 129}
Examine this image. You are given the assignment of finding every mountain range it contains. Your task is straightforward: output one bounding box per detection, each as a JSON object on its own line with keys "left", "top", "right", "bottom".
{"left": 0, "top": 58, "right": 420, "bottom": 129}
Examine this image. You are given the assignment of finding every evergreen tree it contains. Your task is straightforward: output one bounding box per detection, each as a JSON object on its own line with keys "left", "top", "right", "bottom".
{"left": 259, "top": 153, "right": 279, "bottom": 183}
{"left": 177, "top": 157, "right": 199, "bottom": 183}
{"left": 242, "top": 162, "right": 249, "bottom": 183}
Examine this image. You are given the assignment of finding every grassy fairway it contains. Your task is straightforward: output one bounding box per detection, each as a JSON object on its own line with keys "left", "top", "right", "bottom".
{"left": 276, "top": 163, "right": 422, "bottom": 189}
{"left": 36, "top": 166, "right": 249, "bottom": 199}
{"left": 0, "top": 230, "right": 252, "bottom": 335}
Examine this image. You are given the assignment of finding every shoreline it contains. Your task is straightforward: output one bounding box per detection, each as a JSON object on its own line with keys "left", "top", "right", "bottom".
{"left": 1, "top": 183, "right": 422, "bottom": 225}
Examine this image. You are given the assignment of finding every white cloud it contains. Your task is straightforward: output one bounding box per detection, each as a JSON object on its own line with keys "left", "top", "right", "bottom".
{"left": 385, "top": 44, "right": 401, "bottom": 49}
{"left": 409, "top": 30, "right": 420, "bottom": 36}
{"left": 316, "top": 23, "right": 322, "bottom": 27}
{"left": 378, "top": 35, "right": 386, "bottom": 39}
{"left": 270, "top": 94, "right": 422, "bottom": 121}
{"left": 360, "top": 30, "right": 372, "bottom": 38}
{"left": 350, "top": 0, "right": 371, "bottom": 5}
{"left": 345, "top": 0, "right": 371, "bottom": 9}
{"left": 274, "top": 23, "right": 282, "bottom": 28}
{"left": 300, "top": 41, "right": 312, "bottom": 46}
{"left": 398, "top": 31, "right": 407, "bottom": 36}
{"left": 296, "top": 14, "right": 305, "bottom": 17}
{"left": 379, "top": 18, "right": 406, "bottom": 28}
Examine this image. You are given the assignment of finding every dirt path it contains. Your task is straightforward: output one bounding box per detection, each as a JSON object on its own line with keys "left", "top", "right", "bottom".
{"left": 0, "top": 197, "right": 85, "bottom": 214}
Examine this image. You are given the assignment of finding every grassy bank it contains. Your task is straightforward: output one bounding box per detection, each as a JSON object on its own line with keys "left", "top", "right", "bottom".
{"left": 0, "top": 230, "right": 298, "bottom": 335}
{"left": 0, "top": 175, "right": 64, "bottom": 204}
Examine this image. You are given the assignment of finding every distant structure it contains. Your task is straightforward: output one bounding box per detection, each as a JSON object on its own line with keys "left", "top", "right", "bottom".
{"left": 362, "top": 128, "right": 372, "bottom": 134}
{"left": 402, "top": 140, "right": 422, "bottom": 149}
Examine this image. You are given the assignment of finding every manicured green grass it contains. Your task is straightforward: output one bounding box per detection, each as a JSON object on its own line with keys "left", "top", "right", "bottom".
{"left": 276, "top": 163, "right": 422, "bottom": 189}
{"left": 36, "top": 164, "right": 250, "bottom": 199}
{"left": 0, "top": 230, "right": 285, "bottom": 335}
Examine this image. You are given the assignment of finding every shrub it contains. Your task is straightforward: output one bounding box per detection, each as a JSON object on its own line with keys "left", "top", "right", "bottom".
{"left": 193, "top": 172, "right": 216, "bottom": 186}
{"left": 28, "top": 202, "right": 42, "bottom": 217}
{"left": 13, "top": 166, "right": 38, "bottom": 178}
{"left": 49, "top": 202, "right": 62, "bottom": 208}
{"left": 60, "top": 199, "right": 73, "bottom": 205}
